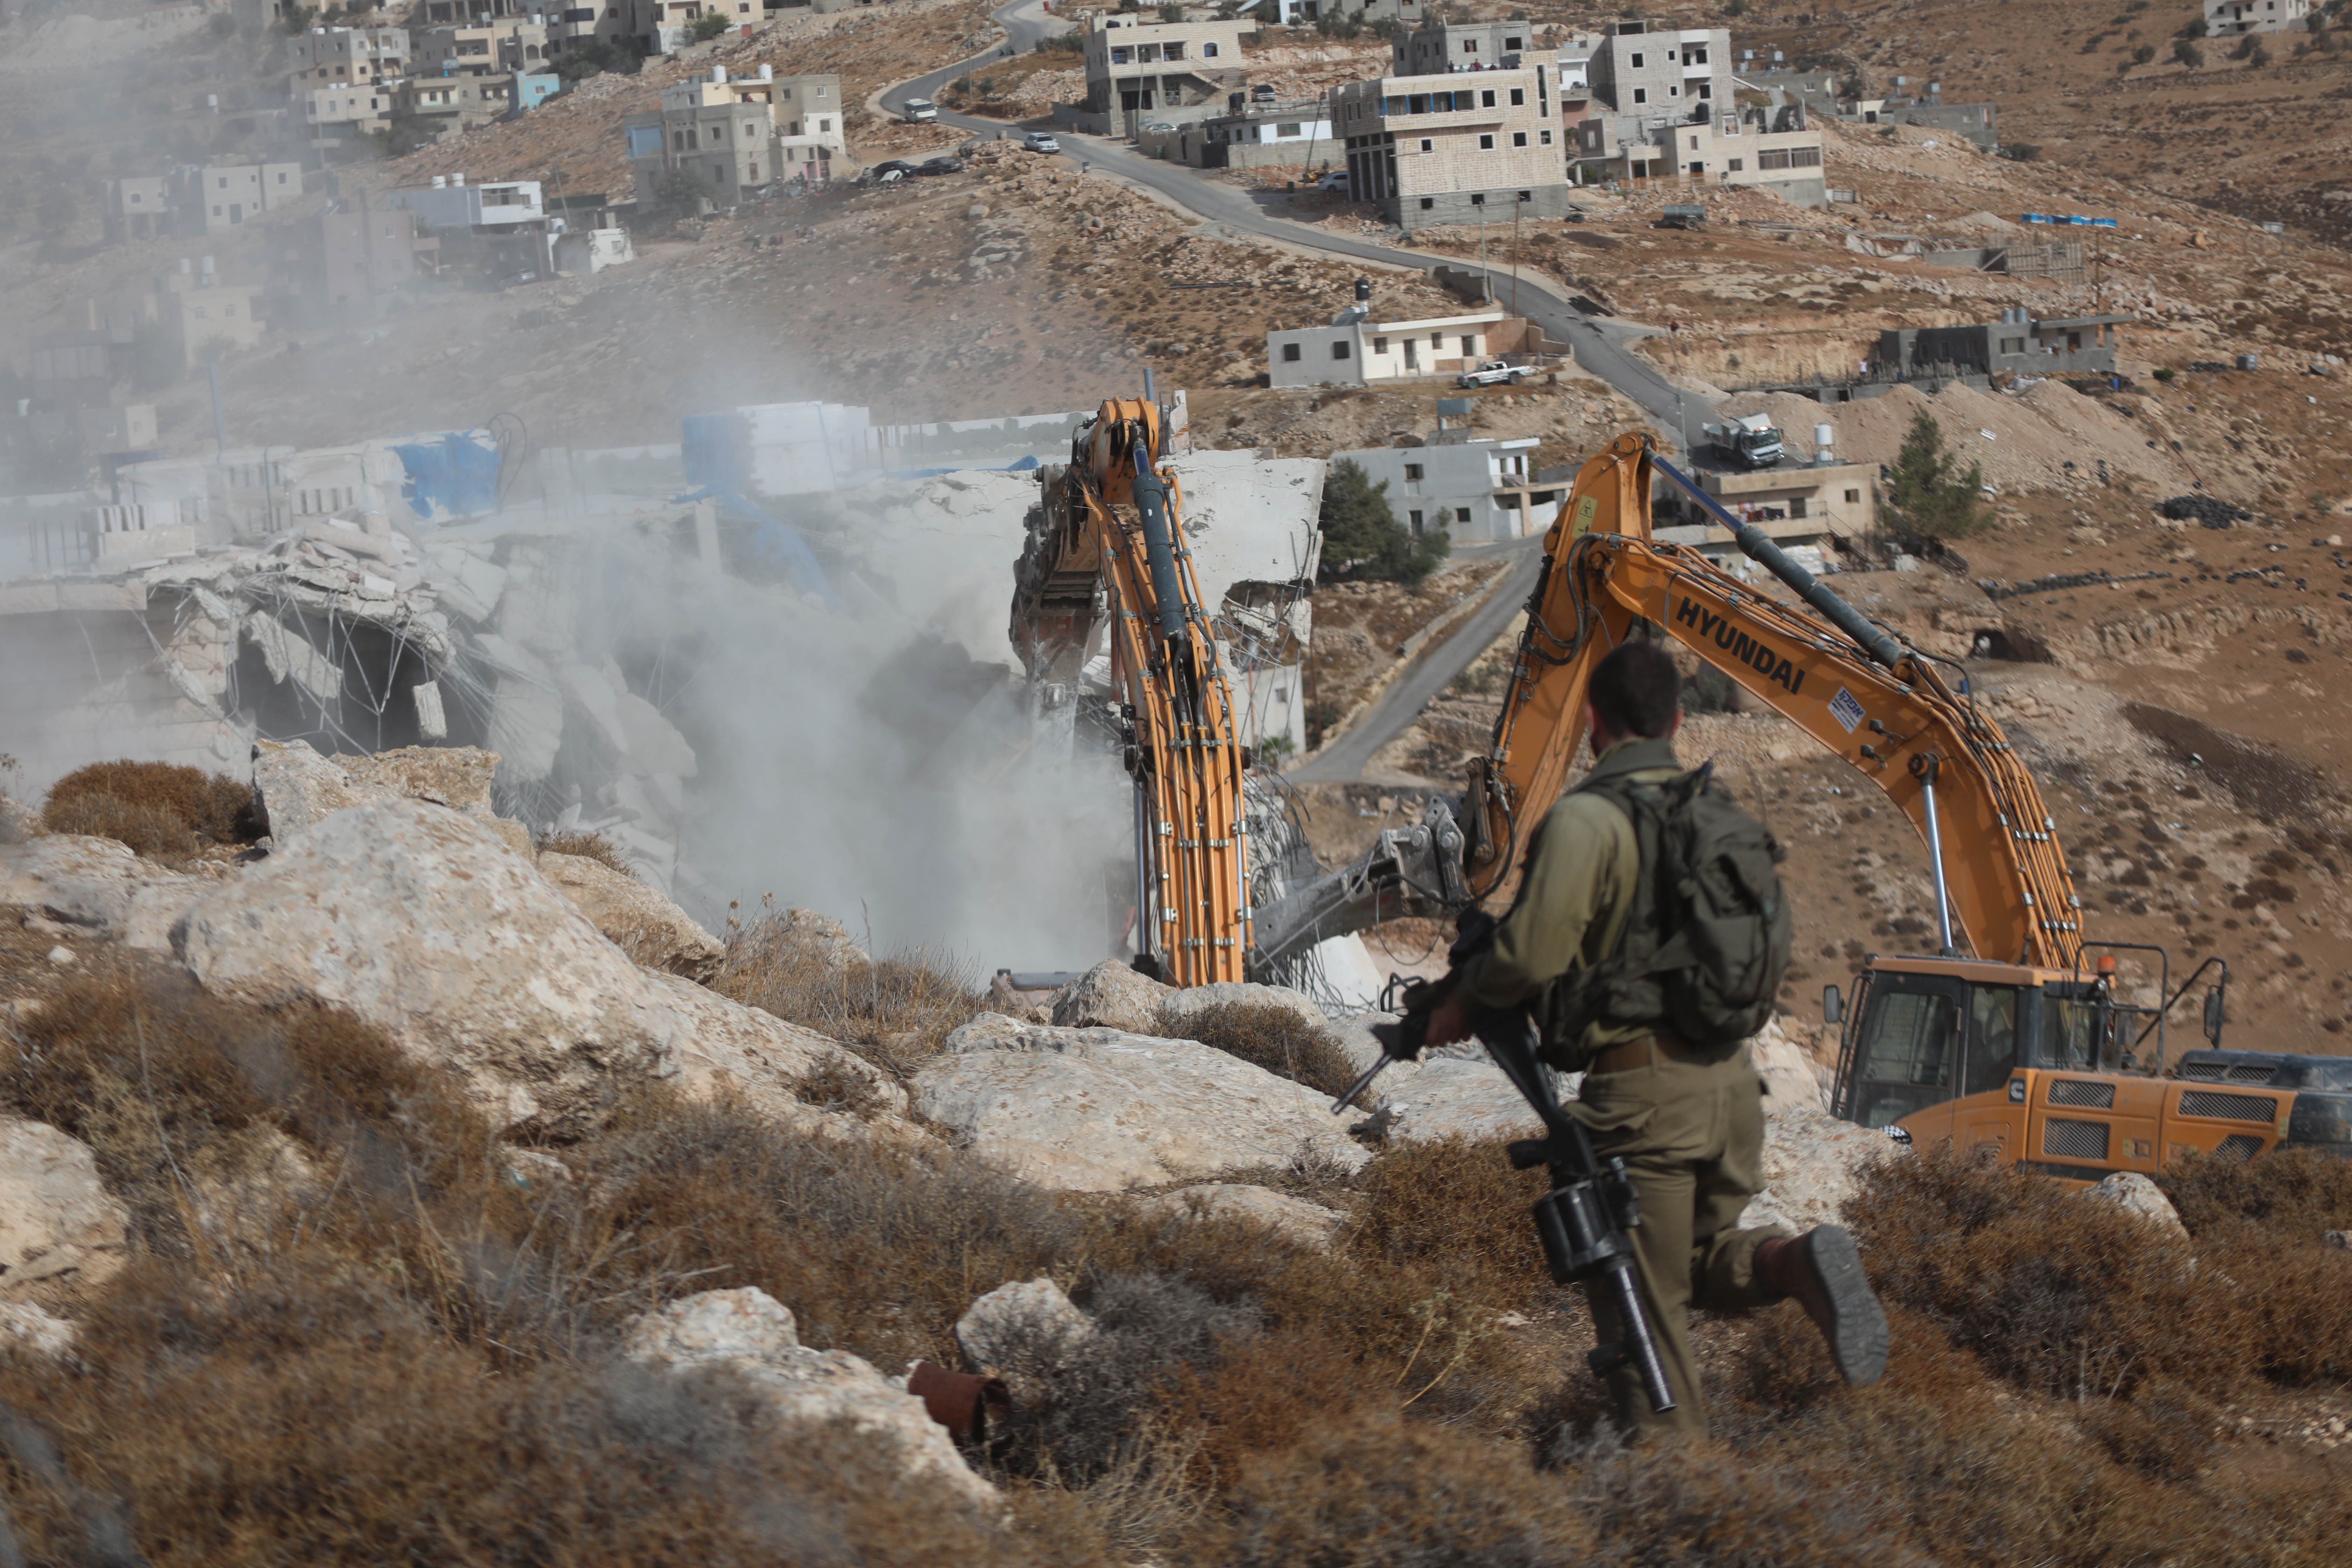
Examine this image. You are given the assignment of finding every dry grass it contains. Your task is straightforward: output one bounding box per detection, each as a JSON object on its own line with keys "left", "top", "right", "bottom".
{"left": 536, "top": 828, "right": 639, "bottom": 879}
{"left": 40, "top": 759, "right": 257, "bottom": 862}
{"left": 714, "top": 910, "right": 984, "bottom": 1079}
{"left": 12, "top": 954, "right": 2352, "bottom": 1566}
{"left": 1161, "top": 1001, "right": 1361, "bottom": 1102}
{"left": 2159, "top": 1144, "right": 2352, "bottom": 1237}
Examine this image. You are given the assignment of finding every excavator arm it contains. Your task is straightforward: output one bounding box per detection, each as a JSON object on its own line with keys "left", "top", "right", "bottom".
{"left": 1462, "top": 433, "right": 2083, "bottom": 969}
{"left": 1243, "top": 430, "right": 2081, "bottom": 978}
{"left": 1009, "top": 399, "right": 1252, "bottom": 985}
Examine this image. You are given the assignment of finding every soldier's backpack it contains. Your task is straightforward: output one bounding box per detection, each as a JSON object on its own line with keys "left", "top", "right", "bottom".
{"left": 1538, "top": 762, "right": 1792, "bottom": 1065}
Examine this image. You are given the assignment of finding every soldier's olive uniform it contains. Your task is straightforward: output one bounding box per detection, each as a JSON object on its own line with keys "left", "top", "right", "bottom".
{"left": 1454, "top": 735, "right": 1790, "bottom": 1440}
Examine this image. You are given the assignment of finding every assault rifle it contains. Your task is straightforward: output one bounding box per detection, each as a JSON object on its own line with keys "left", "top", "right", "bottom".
{"left": 1332, "top": 914, "right": 1678, "bottom": 1416}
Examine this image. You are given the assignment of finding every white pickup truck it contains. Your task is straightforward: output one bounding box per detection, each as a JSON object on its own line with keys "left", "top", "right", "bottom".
{"left": 1455, "top": 360, "right": 1528, "bottom": 388}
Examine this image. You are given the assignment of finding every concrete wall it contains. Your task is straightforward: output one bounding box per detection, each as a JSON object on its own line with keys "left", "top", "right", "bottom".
{"left": 1268, "top": 325, "right": 1364, "bottom": 388}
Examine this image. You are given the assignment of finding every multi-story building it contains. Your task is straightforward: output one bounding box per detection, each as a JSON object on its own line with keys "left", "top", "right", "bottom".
{"left": 281, "top": 205, "right": 439, "bottom": 313}
{"left": 1392, "top": 19, "right": 1541, "bottom": 78}
{"left": 1555, "top": 31, "right": 1600, "bottom": 90}
{"left": 415, "top": 20, "right": 550, "bottom": 77}
{"left": 1580, "top": 104, "right": 1825, "bottom": 204}
{"left": 170, "top": 163, "right": 307, "bottom": 232}
{"left": 1330, "top": 433, "right": 1552, "bottom": 544}
{"left": 133, "top": 258, "right": 270, "bottom": 372}
{"left": 623, "top": 66, "right": 842, "bottom": 205}
{"left": 1330, "top": 65, "right": 1576, "bottom": 231}
{"left": 101, "top": 176, "right": 173, "bottom": 243}
{"left": 288, "top": 26, "right": 411, "bottom": 91}
{"left": 1081, "top": 15, "right": 1250, "bottom": 137}
{"left": 1585, "top": 19, "right": 1731, "bottom": 121}
{"left": 394, "top": 74, "right": 521, "bottom": 141}
{"left": 386, "top": 172, "right": 546, "bottom": 232}
{"left": 1140, "top": 96, "right": 1334, "bottom": 170}
{"left": 301, "top": 81, "right": 399, "bottom": 150}
{"left": 2205, "top": 0, "right": 2311, "bottom": 34}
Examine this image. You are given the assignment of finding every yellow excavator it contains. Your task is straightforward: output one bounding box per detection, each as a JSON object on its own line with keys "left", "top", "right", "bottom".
{"left": 1009, "top": 394, "right": 1252, "bottom": 987}
{"left": 1258, "top": 431, "right": 2350, "bottom": 1178}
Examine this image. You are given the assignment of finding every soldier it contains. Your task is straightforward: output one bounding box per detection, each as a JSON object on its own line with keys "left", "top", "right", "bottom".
{"left": 1422, "top": 639, "right": 1887, "bottom": 1440}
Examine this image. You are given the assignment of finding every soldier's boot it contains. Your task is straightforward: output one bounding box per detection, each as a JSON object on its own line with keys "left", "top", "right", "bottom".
{"left": 1755, "top": 1225, "right": 1889, "bottom": 1387}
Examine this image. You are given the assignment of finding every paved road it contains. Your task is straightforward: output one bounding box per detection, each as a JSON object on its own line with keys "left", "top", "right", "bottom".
{"left": 1292, "top": 537, "right": 1545, "bottom": 784}
{"left": 876, "top": 16, "right": 1693, "bottom": 442}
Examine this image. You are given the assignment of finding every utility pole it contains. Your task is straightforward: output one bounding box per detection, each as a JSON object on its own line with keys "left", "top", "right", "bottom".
{"left": 1511, "top": 195, "right": 1521, "bottom": 320}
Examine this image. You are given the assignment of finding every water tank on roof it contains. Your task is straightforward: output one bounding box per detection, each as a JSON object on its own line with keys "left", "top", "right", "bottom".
{"left": 1815, "top": 423, "right": 1835, "bottom": 466}
{"left": 760, "top": 64, "right": 774, "bottom": 80}
{"left": 432, "top": 175, "right": 447, "bottom": 188}
{"left": 713, "top": 65, "right": 727, "bottom": 83}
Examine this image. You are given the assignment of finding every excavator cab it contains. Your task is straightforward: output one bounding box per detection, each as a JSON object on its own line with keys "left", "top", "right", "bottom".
{"left": 1829, "top": 957, "right": 2112, "bottom": 1130}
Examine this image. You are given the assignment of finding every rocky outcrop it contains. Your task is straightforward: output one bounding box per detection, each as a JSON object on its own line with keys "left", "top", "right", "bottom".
{"left": 1154, "top": 981, "right": 1328, "bottom": 1036}
{"left": 1148, "top": 1182, "right": 1347, "bottom": 1245}
{"left": 913, "top": 1013, "right": 1370, "bottom": 1190}
{"left": 642, "top": 967, "right": 906, "bottom": 1126}
{"left": 1746, "top": 1104, "right": 1900, "bottom": 1233}
{"left": 2080, "top": 1171, "right": 2190, "bottom": 1240}
{"left": 1749, "top": 1018, "right": 1828, "bottom": 1114}
{"left": 954, "top": 1277, "right": 1095, "bottom": 1374}
{"left": 251, "top": 740, "right": 530, "bottom": 858}
{"left": 1048, "top": 960, "right": 1171, "bottom": 1033}
{"left": 0, "top": 1118, "right": 129, "bottom": 1299}
{"left": 538, "top": 851, "right": 724, "bottom": 982}
{"left": 0, "top": 834, "right": 206, "bottom": 951}
{"left": 1384, "top": 1057, "right": 1549, "bottom": 1143}
{"left": 623, "top": 1288, "right": 995, "bottom": 1509}
{"left": 0, "top": 1301, "right": 78, "bottom": 1358}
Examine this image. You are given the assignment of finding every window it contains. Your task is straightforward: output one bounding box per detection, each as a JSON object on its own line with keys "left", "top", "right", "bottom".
{"left": 192, "top": 305, "right": 207, "bottom": 319}
{"left": 1512, "top": 131, "right": 1527, "bottom": 146}
{"left": 1480, "top": 89, "right": 1496, "bottom": 106}
{"left": 1202, "top": 42, "right": 1218, "bottom": 57}
{"left": 1478, "top": 133, "right": 1494, "bottom": 148}
{"left": 1460, "top": 335, "right": 1475, "bottom": 354}
{"left": 1164, "top": 42, "right": 1184, "bottom": 60}
{"left": 1757, "top": 147, "right": 1789, "bottom": 169}
{"left": 1404, "top": 462, "right": 1424, "bottom": 481}
{"left": 1696, "top": 83, "right": 1712, "bottom": 100}
{"left": 1330, "top": 341, "right": 1352, "bottom": 361}
{"left": 1540, "top": 128, "right": 1553, "bottom": 145}
{"left": 1999, "top": 337, "right": 2025, "bottom": 355}
{"left": 1454, "top": 507, "right": 1471, "bottom": 524}
{"left": 1505, "top": 35, "right": 1522, "bottom": 49}
{"left": 1419, "top": 138, "right": 1433, "bottom": 152}
{"left": 1373, "top": 336, "right": 1388, "bottom": 353}
{"left": 1726, "top": 156, "right": 1744, "bottom": 172}
{"left": 1844, "top": 489, "right": 1861, "bottom": 504}
{"left": 211, "top": 204, "right": 223, "bottom": 216}
{"left": 1509, "top": 88, "right": 1524, "bottom": 105}
{"left": 1470, "top": 191, "right": 1486, "bottom": 203}
{"left": 1632, "top": 88, "right": 1647, "bottom": 104}
{"left": 224, "top": 304, "right": 237, "bottom": 317}
{"left": 1789, "top": 497, "right": 1807, "bottom": 519}
{"left": 1689, "top": 135, "right": 1700, "bottom": 150}
{"left": 1430, "top": 332, "right": 1443, "bottom": 346}
{"left": 1791, "top": 146, "right": 1821, "bottom": 167}
{"left": 1630, "top": 51, "right": 1645, "bottom": 68}
{"left": 218, "top": 176, "right": 229, "bottom": 188}
{"left": 1281, "top": 343, "right": 1302, "bottom": 362}
{"left": 1278, "top": 122, "right": 1300, "bottom": 137}
{"left": 1111, "top": 47, "right": 1130, "bottom": 63}
{"left": 1518, "top": 189, "right": 1530, "bottom": 201}
{"left": 1419, "top": 197, "right": 1434, "bottom": 209}
{"left": 277, "top": 172, "right": 289, "bottom": 184}
{"left": 1409, "top": 509, "right": 1424, "bottom": 530}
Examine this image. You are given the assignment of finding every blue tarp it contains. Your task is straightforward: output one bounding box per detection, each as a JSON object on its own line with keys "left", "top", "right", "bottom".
{"left": 392, "top": 432, "right": 502, "bottom": 521}
{"left": 672, "top": 485, "right": 839, "bottom": 608}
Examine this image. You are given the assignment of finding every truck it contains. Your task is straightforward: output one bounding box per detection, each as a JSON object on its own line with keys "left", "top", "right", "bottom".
{"left": 1456, "top": 360, "right": 1529, "bottom": 388}
{"left": 1704, "top": 412, "right": 1786, "bottom": 469}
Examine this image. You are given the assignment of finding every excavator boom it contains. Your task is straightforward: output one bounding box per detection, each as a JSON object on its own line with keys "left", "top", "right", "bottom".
{"left": 1009, "top": 398, "right": 1251, "bottom": 985}
{"left": 1464, "top": 433, "right": 2083, "bottom": 971}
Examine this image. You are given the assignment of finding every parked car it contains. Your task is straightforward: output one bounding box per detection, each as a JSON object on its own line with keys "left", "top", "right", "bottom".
{"left": 1141, "top": 121, "right": 1176, "bottom": 133}
{"left": 916, "top": 156, "right": 966, "bottom": 176}
{"left": 1456, "top": 359, "right": 1528, "bottom": 388}
{"left": 900, "top": 98, "right": 938, "bottom": 123}
{"left": 1022, "top": 130, "right": 1061, "bottom": 153}
{"left": 1313, "top": 171, "right": 1351, "bottom": 193}
{"left": 864, "top": 160, "right": 918, "bottom": 185}
{"left": 1250, "top": 83, "right": 1277, "bottom": 101}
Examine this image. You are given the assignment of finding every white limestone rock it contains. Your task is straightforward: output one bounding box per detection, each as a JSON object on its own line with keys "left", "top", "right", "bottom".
{"left": 0, "top": 833, "right": 203, "bottom": 949}
{"left": 2079, "top": 1171, "right": 2190, "bottom": 1240}
{"left": 1745, "top": 1104, "right": 1901, "bottom": 1233}
{"left": 1748, "top": 1017, "right": 1829, "bottom": 1114}
{"left": 912, "top": 1013, "right": 1370, "bottom": 1190}
{"left": 954, "top": 1277, "right": 1095, "bottom": 1373}
{"left": 539, "top": 850, "right": 725, "bottom": 982}
{"left": 1048, "top": 960, "right": 1172, "bottom": 1034}
{"left": 624, "top": 1287, "right": 995, "bottom": 1508}
{"left": 1148, "top": 1182, "right": 1348, "bottom": 1245}
{"left": 0, "top": 1118, "right": 129, "bottom": 1299}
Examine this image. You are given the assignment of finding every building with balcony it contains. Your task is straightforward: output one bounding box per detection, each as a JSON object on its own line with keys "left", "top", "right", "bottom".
{"left": 1584, "top": 18, "right": 1731, "bottom": 117}
{"left": 1330, "top": 65, "right": 1575, "bottom": 231}
{"left": 386, "top": 172, "right": 546, "bottom": 231}
{"left": 1330, "top": 433, "right": 1551, "bottom": 544}
{"left": 289, "top": 25, "right": 411, "bottom": 90}
{"left": 415, "top": 19, "right": 550, "bottom": 77}
{"left": 623, "top": 66, "right": 841, "bottom": 204}
{"left": 1392, "top": 18, "right": 1541, "bottom": 77}
{"left": 1081, "top": 15, "right": 1250, "bottom": 138}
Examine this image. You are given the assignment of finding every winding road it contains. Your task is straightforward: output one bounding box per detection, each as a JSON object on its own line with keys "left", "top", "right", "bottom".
{"left": 878, "top": 6, "right": 1694, "bottom": 777}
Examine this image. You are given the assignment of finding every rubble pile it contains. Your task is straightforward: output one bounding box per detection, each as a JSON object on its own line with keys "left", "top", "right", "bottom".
{"left": 2160, "top": 493, "right": 2253, "bottom": 528}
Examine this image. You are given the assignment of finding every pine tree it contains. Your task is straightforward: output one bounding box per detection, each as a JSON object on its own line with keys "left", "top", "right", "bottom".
{"left": 1317, "top": 460, "right": 1450, "bottom": 587}
{"left": 1886, "top": 410, "right": 1989, "bottom": 541}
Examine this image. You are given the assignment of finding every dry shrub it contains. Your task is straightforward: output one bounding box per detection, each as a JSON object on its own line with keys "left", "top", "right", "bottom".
{"left": 0, "top": 1263, "right": 1034, "bottom": 1568}
{"left": 537, "top": 827, "right": 638, "bottom": 879}
{"left": 42, "top": 759, "right": 255, "bottom": 861}
{"left": 2160, "top": 1144, "right": 2352, "bottom": 1237}
{"left": 715, "top": 911, "right": 983, "bottom": 1078}
{"left": 1844, "top": 1146, "right": 2227, "bottom": 1400}
{"left": 1568, "top": 1427, "right": 1923, "bottom": 1568}
{"left": 0, "top": 956, "right": 495, "bottom": 1254}
{"left": 1346, "top": 1133, "right": 1552, "bottom": 1309}
{"left": 1205, "top": 1415, "right": 1598, "bottom": 1568}
{"left": 1166, "top": 1000, "right": 1359, "bottom": 1101}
